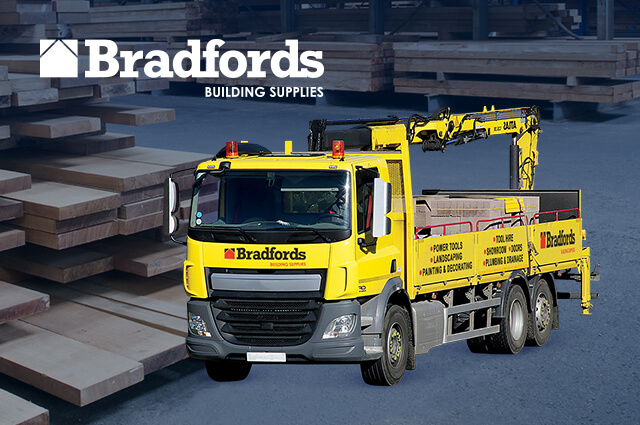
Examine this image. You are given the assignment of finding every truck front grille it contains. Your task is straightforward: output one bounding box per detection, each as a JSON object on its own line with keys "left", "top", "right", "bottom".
{"left": 212, "top": 298, "right": 321, "bottom": 346}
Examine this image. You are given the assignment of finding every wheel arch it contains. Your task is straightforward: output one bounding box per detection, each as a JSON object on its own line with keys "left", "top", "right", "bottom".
{"left": 495, "top": 270, "right": 530, "bottom": 319}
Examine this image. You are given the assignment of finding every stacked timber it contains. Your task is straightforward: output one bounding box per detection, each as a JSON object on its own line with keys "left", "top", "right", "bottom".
{"left": 393, "top": 40, "right": 640, "bottom": 103}
{"left": 187, "top": 40, "right": 394, "bottom": 92}
{"left": 238, "top": 3, "right": 581, "bottom": 38}
{"left": 69, "top": 1, "right": 238, "bottom": 41}
{"left": 565, "top": 0, "right": 640, "bottom": 37}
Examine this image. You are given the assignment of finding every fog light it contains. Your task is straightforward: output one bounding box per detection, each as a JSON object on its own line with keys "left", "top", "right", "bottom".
{"left": 322, "top": 314, "right": 356, "bottom": 339}
{"left": 189, "top": 312, "right": 211, "bottom": 337}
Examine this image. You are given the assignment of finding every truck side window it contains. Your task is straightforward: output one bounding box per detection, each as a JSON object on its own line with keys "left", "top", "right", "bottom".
{"left": 356, "top": 168, "right": 378, "bottom": 234}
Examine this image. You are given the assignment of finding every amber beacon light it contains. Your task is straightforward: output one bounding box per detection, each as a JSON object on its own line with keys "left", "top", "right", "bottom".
{"left": 332, "top": 140, "right": 345, "bottom": 159}
{"left": 226, "top": 141, "right": 239, "bottom": 158}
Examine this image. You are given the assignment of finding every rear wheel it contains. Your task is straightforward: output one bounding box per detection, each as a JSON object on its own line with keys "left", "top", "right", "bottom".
{"left": 527, "top": 279, "right": 553, "bottom": 346}
{"left": 489, "top": 284, "right": 528, "bottom": 354}
{"left": 205, "top": 360, "right": 252, "bottom": 382}
{"left": 361, "top": 305, "right": 410, "bottom": 386}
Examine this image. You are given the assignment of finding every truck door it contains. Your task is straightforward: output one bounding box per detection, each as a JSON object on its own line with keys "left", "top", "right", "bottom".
{"left": 354, "top": 167, "right": 400, "bottom": 296}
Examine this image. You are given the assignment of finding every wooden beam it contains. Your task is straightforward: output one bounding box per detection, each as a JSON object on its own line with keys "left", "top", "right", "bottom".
{"left": 62, "top": 104, "right": 175, "bottom": 126}
{"left": 0, "top": 388, "right": 49, "bottom": 425}
{"left": 0, "top": 198, "right": 23, "bottom": 222}
{"left": 22, "top": 299, "right": 186, "bottom": 375}
{"left": 0, "top": 280, "right": 49, "bottom": 325}
{"left": 22, "top": 221, "right": 119, "bottom": 250}
{"left": 0, "top": 225, "right": 25, "bottom": 252}
{"left": 2, "top": 181, "right": 120, "bottom": 221}
{"left": 10, "top": 210, "right": 117, "bottom": 234}
{"left": 0, "top": 319, "right": 144, "bottom": 406}
{"left": 2, "top": 114, "right": 101, "bottom": 139}
{"left": 0, "top": 170, "right": 31, "bottom": 195}
{"left": 37, "top": 132, "right": 135, "bottom": 156}
{"left": 0, "top": 245, "right": 114, "bottom": 284}
{"left": 93, "top": 146, "right": 209, "bottom": 171}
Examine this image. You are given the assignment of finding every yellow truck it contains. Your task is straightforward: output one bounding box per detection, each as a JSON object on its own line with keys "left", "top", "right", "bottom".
{"left": 164, "top": 106, "right": 597, "bottom": 385}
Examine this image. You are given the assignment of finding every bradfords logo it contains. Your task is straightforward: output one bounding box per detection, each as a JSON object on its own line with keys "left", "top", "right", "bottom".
{"left": 540, "top": 229, "right": 576, "bottom": 249}
{"left": 224, "top": 247, "right": 307, "bottom": 261}
{"left": 40, "top": 39, "right": 323, "bottom": 80}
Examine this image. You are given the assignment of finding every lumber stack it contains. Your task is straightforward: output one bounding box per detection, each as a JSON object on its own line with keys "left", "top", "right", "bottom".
{"left": 393, "top": 40, "right": 640, "bottom": 103}
{"left": 69, "top": 1, "right": 238, "bottom": 41}
{"left": 238, "top": 3, "right": 581, "bottom": 38}
{"left": 0, "top": 270, "right": 188, "bottom": 407}
{"left": 187, "top": 40, "right": 394, "bottom": 92}
{"left": 0, "top": 169, "right": 29, "bottom": 252}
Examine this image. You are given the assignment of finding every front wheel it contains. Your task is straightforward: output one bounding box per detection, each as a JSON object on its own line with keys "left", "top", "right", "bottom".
{"left": 489, "top": 284, "right": 528, "bottom": 354}
{"left": 361, "top": 305, "right": 411, "bottom": 386}
{"left": 205, "top": 360, "right": 252, "bottom": 382}
{"left": 527, "top": 279, "right": 553, "bottom": 347}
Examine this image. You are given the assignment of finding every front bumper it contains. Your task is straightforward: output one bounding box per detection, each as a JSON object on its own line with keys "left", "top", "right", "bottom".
{"left": 186, "top": 298, "right": 368, "bottom": 363}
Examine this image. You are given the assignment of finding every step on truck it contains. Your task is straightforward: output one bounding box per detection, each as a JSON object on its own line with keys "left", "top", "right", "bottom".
{"left": 164, "top": 106, "right": 598, "bottom": 385}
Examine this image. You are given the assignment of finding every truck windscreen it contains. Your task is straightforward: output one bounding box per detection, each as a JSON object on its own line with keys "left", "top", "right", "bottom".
{"left": 189, "top": 170, "right": 351, "bottom": 243}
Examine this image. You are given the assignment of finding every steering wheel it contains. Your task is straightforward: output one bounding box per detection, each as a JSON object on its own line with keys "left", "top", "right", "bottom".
{"left": 317, "top": 213, "right": 347, "bottom": 225}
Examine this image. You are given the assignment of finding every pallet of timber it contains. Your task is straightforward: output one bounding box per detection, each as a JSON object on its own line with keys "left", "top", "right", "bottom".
{"left": 89, "top": 236, "right": 186, "bottom": 277}
{"left": 0, "top": 169, "right": 30, "bottom": 194}
{"left": 0, "top": 280, "right": 49, "bottom": 324}
{"left": 0, "top": 225, "right": 25, "bottom": 252}
{"left": 20, "top": 277, "right": 186, "bottom": 336}
{"left": 22, "top": 297, "right": 186, "bottom": 374}
{"left": 0, "top": 318, "right": 144, "bottom": 406}
{"left": 36, "top": 132, "right": 136, "bottom": 155}
{"left": 0, "top": 150, "right": 173, "bottom": 192}
{"left": 1, "top": 114, "right": 101, "bottom": 139}
{"left": 0, "top": 245, "right": 114, "bottom": 283}
{"left": 63, "top": 104, "right": 175, "bottom": 126}
{"left": 0, "top": 389, "right": 49, "bottom": 425}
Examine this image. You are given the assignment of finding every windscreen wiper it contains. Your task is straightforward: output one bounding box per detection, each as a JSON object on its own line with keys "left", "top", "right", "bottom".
{"left": 286, "top": 226, "right": 331, "bottom": 243}
{"left": 210, "top": 226, "right": 257, "bottom": 243}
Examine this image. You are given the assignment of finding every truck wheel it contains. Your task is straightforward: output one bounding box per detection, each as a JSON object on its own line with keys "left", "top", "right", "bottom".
{"left": 205, "top": 360, "right": 252, "bottom": 382}
{"left": 361, "top": 305, "right": 410, "bottom": 386}
{"left": 490, "top": 284, "right": 528, "bottom": 354}
{"left": 527, "top": 279, "right": 553, "bottom": 347}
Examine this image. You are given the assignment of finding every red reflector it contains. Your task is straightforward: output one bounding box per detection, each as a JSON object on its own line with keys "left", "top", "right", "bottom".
{"left": 226, "top": 141, "right": 239, "bottom": 158}
{"left": 332, "top": 140, "right": 344, "bottom": 159}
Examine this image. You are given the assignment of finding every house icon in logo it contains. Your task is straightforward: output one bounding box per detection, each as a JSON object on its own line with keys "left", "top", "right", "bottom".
{"left": 224, "top": 249, "right": 236, "bottom": 260}
{"left": 40, "top": 39, "right": 78, "bottom": 78}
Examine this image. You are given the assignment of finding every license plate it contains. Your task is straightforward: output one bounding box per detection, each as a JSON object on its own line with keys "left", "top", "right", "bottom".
{"left": 247, "top": 352, "right": 286, "bottom": 363}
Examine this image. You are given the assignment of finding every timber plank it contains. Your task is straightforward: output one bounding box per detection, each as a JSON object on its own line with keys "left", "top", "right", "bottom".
{"left": 8, "top": 73, "right": 51, "bottom": 92}
{"left": 118, "top": 211, "right": 163, "bottom": 235}
{"left": 0, "top": 280, "right": 49, "bottom": 325}
{"left": 19, "top": 278, "right": 186, "bottom": 336}
{"left": 2, "top": 181, "right": 120, "bottom": 221}
{"left": 23, "top": 221, "right": 119, "bottom": 250}
{"left": 118, "top": 197, "right": 163, "bottom": 220}
{"left": 0, "top": 245, "right": 114, "bottom": 283}
{"left": 0, "top": 226, "right": 25, "bottom": 252}
{"left": 2, "top": 115, "right": 101, "bottom": 139}
{"left": 57, "top": 85, "right": 95, "bottom": 101}
{"left": 37, "top": 132, "right": 135, "bottom": 155}
{"left": 0, "top": 151, "right": 173, "bottom": 192}
{"left": 77, "top": 271, "right": 187, "bottom": 319}
{"left": 63, "top": 104, "right": 175, "bottom": 126}
{"left": 22, "top": 299, "right": 186, "bottom": 374}
{"left": 94, "top": 146, "right": 209, "bottom": 170}
{"left": 0, "top": 388, "right": 49, "bottom": 425}
{"left": 0, "top": 125, "right": 10, "bottom": 139}
{"left": 11, "top": 88, "right": 58, "bottom": 107}
{"left": 0, "top": 319, "right": 144, "bottom": 406}
{"left": 0, "top": 169, "right": 31, "bottom": 194}
{"left": 120, "top": 185, "right": 164, "bottom": 204}
{"left": 0, "top": 198, "right": 23, "bottom": 221}
{"left": 96, "top": 82, "right": 135, "bottom": 98}
{"left": 89, "top": 236, "right": 185, "bottom": 277}
{"left": 10, "top": 210, "right": 117, "bottom": 234}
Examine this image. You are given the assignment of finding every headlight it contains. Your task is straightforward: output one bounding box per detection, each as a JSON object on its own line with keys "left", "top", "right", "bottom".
{"left": 322, "top": 314, "right": 356, "bottom": 339}
{"left": 188, "top": 312, "right": 211, "bottom": 337}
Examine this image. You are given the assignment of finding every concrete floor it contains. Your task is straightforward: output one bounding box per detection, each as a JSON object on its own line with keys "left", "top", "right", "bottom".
{"left": 2, "top": 91, "right": 638, "bottom": 424}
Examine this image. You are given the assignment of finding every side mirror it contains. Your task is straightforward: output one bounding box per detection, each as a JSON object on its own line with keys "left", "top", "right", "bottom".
{"left": 163, "top": 178, "right": 180, "bottom": 235}
{"left": 371, "top": 178, "right": 391, "bottom": 238}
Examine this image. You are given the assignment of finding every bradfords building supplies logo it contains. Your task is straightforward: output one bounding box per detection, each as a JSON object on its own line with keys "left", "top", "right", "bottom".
{"left": 540, "top": 229, "right": 576, "bottom": 249}
{"left": 224, "top": 247, "right": 307, "bottom": 261}
{"left": 40, "top": 39, "right": 324, "bottom": 97}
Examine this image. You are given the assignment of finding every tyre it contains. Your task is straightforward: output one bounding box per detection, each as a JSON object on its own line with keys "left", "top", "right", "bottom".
{"left": 489, "top": 284, "right": 528, "bottom": 354}
{"left": 467, "top": 336, "right": 490, "bottom": 353}
{"left": 526, "top": 279, "right": 553, "bottom": 347}
{"left": 205, "top": 360, "right": 252, "bottom": 382}
{"left": 361, "top": 305, "right": 410, "bottom": 386}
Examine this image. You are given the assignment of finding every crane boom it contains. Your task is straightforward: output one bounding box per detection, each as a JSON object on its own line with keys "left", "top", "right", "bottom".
{"left": 309, "top": 105, "right": 540, "bottom": 190}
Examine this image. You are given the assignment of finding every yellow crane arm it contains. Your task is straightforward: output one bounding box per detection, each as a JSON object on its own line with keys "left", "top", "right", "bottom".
{"left": 309, "top": 106, "right": 540, "bottom": 190}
